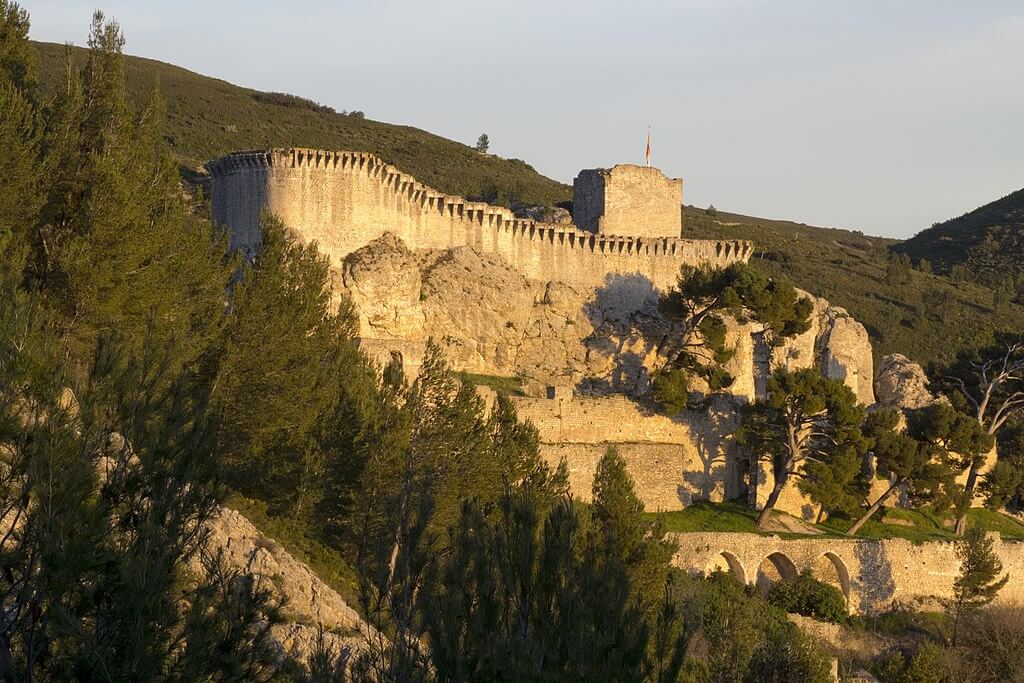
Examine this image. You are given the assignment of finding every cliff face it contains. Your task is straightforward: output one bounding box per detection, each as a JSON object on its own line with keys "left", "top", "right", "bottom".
{"left": 338, "top": 233, "right": 875, "bottom": 405}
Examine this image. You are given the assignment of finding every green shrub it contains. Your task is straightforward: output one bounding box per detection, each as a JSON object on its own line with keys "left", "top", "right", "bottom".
{"left": 766, "top": 569, "right": 847, "bottom": 623}
{"left": 877, "top": 643, "right": 951, "bottom": 683}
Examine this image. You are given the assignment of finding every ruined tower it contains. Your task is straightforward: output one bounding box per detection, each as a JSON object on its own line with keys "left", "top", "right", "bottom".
{"left": 572, "top": 164, "right": 684, "bottom": 239}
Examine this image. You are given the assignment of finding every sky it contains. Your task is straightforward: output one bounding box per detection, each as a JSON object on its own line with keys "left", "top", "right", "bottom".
{"left": 23, "top": 0, "right": 1024, "bottom": 238}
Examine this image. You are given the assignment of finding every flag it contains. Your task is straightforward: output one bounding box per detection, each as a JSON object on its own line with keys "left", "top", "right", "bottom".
{"left": 645, "top": 128, "right": 651, "bottom": 166}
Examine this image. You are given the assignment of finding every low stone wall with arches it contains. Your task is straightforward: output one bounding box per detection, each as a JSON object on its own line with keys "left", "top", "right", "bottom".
{"left": 672, "top": 532, "right": 1024, "bottom": 615}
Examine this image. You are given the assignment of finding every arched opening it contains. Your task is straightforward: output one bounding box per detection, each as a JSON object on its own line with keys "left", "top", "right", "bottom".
{"left": 755, "top": 552, "right": 798, "bottom": 593}
{"left": 812, "top": 552, "right": 852, "bottom": 609}
{"left": 704, "top": 551, "right": 747, "bottom": 585}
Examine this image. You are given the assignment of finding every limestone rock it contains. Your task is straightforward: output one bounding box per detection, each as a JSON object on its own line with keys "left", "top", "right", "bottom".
{"left": 512, "top": 203, "right": 573, "bottom": 224}
{"left": 770, "top": 291, "right": 826, "bottom": 376}
{"left": 420, "top": 246, "right": 539, "bottom": 375}
{"left": 269, "top": 623, "right": 361, "bottom": 668}
{"left": 200, "top": 507, "right": 365, "bottom": 635}
{"left": 337, "top": 237, "right": 877, "bottom": 406}
{"left": 875, "top": 353, "right": 935, "bottom": 410}
{"left": 340, "top": 233, "right": 425, "bottom": 341}
{"left": 818, "top": 307, "right": 874, "bottom": 405}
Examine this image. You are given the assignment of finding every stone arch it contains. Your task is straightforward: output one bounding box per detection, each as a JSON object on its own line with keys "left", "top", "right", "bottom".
{"left": 755, "top": 552, "right": 798, "bottom": 593}
{"left": 812, "top": 551, "right": 852, "bottom": 608}
{"left": 704, "top": 551, "right": 747, "bottom": 585}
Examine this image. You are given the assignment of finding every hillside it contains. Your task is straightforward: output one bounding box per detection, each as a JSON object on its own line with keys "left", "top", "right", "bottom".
{"left": 894, "top": 187, "right": 1024, "bottom": 285}
{"left": 30, "top": 40, "right": 1022, "bottom": 368}
{"left": 31, "top": 41, "right": 571, "bottom": 208}
{"left": 685, "top": 207, "right": 1024, "bottom": 366}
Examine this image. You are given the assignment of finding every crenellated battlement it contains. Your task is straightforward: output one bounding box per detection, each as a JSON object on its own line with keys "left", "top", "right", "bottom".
{"left": 208, "top": 148, "right": 753, "bottom": 291}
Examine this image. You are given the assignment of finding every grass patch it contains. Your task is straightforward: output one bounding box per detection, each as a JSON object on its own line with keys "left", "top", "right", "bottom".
{"left": 821, "top": 508, "right": 953, "bottom": 543}
{"left": 657, "top": 500, "right": 760, "bottom": 534}
{"left": 458, "top": 372, "right": 526, "bottom": 397}
{"left": 225, "top": 492, "right": 363, "bottom": 615}
{"left": 966, "top": 507, "right": 1024, "bottom": 539}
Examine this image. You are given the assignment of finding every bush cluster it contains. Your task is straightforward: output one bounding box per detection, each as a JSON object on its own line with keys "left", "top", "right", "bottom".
{"left": 766, "top": 569, "right": 848, "bottom": 623}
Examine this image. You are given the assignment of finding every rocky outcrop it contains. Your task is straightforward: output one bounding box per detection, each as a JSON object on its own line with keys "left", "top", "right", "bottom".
{"left": 874, "top": 353, "right": 936, "bottom": 410}
{"left": 768, "top": 293, "right": 875, "bottom": 405}
{"left": 198, "top": 507, "right": 369, "bottom": 665}
{"left": 339, "top": 234, "right": 878, "bottom": 406}
{"left": 337, "top": 233, "right": 425, "bottom": 342}
{"left": 202, "top": 508, "right": 364, "bottom": 633}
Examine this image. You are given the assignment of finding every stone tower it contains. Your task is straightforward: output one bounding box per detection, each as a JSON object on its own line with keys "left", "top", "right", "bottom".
{"left": 572, "top": 164, "right": 684, "bottom": 239}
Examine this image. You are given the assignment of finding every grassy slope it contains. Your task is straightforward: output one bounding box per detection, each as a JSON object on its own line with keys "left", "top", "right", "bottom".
{"left": 685, "top": 207, "right": 1024, "bottom": 366}
{"left": 31, "top": 41, "right": 571, "bottom": 208}
{"left": 226, "top": 493, "right": 363, "bottom": 616}
{"left": 894, "top": 187, "right": 1024, "bottom": 283}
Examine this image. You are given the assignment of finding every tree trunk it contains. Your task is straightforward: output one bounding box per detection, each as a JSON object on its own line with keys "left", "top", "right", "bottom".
{"left": 847, "top": 480, "right": 901, "bottom": 537}
{"left": 755, "top": 477, "right": 787, "bottom": 530}
{"left": 954, "top": 465, "right": 981, "bottom": 537}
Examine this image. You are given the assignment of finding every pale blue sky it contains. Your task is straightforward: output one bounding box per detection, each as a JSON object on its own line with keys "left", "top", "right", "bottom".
{"left": 24, "top": 1, "right": 1024, "bottom": 238}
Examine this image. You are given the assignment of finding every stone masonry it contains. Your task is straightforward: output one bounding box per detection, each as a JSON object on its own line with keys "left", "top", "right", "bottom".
{"left": 573, "top": 164, "right": 684, "bottom": 239}
{"left": 208, "top": 149, "right": 747, "bottom": 292}
{"left": 672, "top": 530, "right": 1024, "bottom": 615}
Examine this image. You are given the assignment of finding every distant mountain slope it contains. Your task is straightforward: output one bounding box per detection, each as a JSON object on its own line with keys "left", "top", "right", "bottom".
{"left": 686, "top": 207, "right": 1024, "bottom": 366}
{"left": 894, "top": 188, "right": 1024, "bottom": 284}
{"left": 31, "top": 41, "right": 571, "bottom": 208}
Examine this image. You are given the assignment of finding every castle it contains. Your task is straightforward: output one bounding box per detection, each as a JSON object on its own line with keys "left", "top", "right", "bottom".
{"left": 207, "top": 148, "right": 870, "bottom": 516}
{"left": 207, "top": 149, "right": 1023, "bottom": 614}
{"left": 208, "top": 148, "right": 752, "bottom": 292}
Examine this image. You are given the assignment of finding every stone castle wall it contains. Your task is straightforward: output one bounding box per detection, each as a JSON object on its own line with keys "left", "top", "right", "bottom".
{"left": 573, "top": 165, "right": 684, "bottom": 239}
{"left": 673, "top": 531, "right": 1024, "bottom": 615}
{"left": 510, "top": 395, "right": 744, "bottom": 511}
{"left": 208, "top": 149, "right": 749, "bottom": 291}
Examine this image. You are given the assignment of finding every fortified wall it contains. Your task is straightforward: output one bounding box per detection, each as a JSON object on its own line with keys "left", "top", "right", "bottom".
{"left": 208, "top": 148, "right": 752, "bottom": 291}
{"left": 673, "top": 531, "right": 1024, "bottom": 615}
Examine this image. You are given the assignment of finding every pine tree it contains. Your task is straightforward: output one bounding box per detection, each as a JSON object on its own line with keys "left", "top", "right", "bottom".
{"left": 950, "top": 525, "right": 1009, "bottom": 645}
{"left": 933, "top": 333, "right": 1024, "bottom": 534}
{"left": 208, "top": 214, "right": 349, "bottom": 514}
{"left": 981, "top": 421, "right": 1024, "bottom": 511}
{"left": 0, "top": 0, "right": 34, "bottom": 91}
{"left": 655, "top": 263, "right": 812, "bottom": 413}
{"left": 0, "top": 271, "right": 286, "bottom": 679}
{"left": 0, "top": 1, "right": 41, "bottom": 270}
{"left": 475, "top": 133, "right": 489, "bottom": 153}
{"left": 424, "top": 486, "right": 683, "bottom": 682}
{"left": 35, "top": 12, "right": 232, "bottom": 370}
{"left": 590, "top": 447, "right": 676, "bottom": 603}
{"left": 738, "top": 368, "right": 868, "bottom": 530}
{"left": 847, "top": 403, "right": 991, "bottom": 536}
